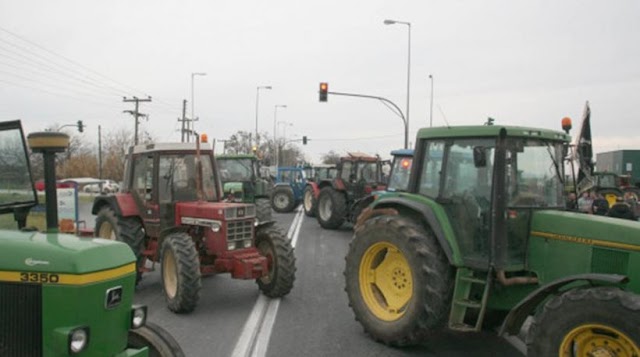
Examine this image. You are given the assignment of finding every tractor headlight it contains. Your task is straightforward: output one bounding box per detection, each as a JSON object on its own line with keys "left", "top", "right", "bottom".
{"left": 211, "top": 222, "right": 221, "bottom": 232}
{"left": 243, "top": 239, "right": 252, "bottom": 248}
{"left": 69, "top": 327, "right": 89, "bottom": 354}
{"left": 227, "top": 242, "right": 236, "bottom": 250}
{"left": 130, "top": 305, "right": 147, "bottom": 329}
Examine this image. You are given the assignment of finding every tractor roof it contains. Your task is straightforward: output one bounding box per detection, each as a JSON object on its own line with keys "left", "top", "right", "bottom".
{"left": 217, "top": 154, "right": 258, "bottom": 160}
{"left": 343, "top": 152, "right": 379, "bottom": 162}
{"left": 417, "top": 125, "right": 570, "bottom": 142}
{"left": 390, "top": 149, "right": 414, "bottom": 157}
{"left": 130, "top": 142, "right": 213, "bottom": 155}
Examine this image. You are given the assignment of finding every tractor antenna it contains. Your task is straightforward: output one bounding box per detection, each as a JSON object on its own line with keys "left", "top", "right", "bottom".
{"left": 438, "top": 105, "right": 451, "bottom": 128}
{"left": 195, "top": 132, "right": 203, "bottom": 202}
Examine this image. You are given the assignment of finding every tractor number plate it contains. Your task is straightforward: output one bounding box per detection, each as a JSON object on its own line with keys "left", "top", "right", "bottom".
{"left": 19, "top": 272, "right": 60, "bottom": 284}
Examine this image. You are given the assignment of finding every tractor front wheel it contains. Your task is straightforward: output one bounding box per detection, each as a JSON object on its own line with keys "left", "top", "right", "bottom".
{"left": 94, "top": 206, "right": 119, "bottom": 240}
{"left": 316, "top": 187, "right": 346, "bottom": 229}
{"left": 255, "top": 226, "right": 296, "bottom": 297}
{"left": 303, "top": 186, "right": 316, "bottom": 217}
{"left": 344, "top": 215, "right": 454, "bottom": 346}
{"left": 161, "top": 232, "right": 202, "bottom": 313}
{"left": 272, "top": 186, "right": 296, "bottom": 213}
{"left": 256, "top": 198, "right": 272, "bottom": 223}
{"left": 527, "top": 287, "right": 640, "bottom": 357}
{"left": 127, "top": 321, "right": 185, "bottom": 357}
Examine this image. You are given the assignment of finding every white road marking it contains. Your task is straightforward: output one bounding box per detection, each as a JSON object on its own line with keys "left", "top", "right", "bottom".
{"left": 231, "top": 207, "right": 304, "bottom": 357}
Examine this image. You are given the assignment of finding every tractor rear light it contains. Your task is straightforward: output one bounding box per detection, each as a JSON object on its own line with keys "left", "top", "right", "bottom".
{"left": 130, "top": 305, "right": 147, "bottom": 329}
{"left": 68, "top": 327, "right": 89, "bottom": 354}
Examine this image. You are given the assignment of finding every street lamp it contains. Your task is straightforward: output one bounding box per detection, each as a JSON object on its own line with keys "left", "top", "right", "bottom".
{"left": 191, "top": 72, "right": 207, "bottom": 142}
{"left": 429, "top": 74, "right": 434, "bottom": 127}
{"left": 384, "top": 19, "right": 411, "bottom": 149}
{"left": 276, "top": 119, "right": 292, "bottom": 167}
{"left": 273, "top": 104, "right": 287, "bottom": 167}
{"left": 255, "top": 85, "right": 272, "bottom": 148}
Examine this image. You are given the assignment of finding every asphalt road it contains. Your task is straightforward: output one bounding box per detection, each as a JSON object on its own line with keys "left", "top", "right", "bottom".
{"left": 80, "top": 202, "right": 524, "bottom": 357}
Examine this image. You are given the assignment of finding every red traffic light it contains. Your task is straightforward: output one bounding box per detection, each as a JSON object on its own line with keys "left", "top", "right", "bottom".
{"left": 319, "top": 82, "right": 328, "bottom": 102}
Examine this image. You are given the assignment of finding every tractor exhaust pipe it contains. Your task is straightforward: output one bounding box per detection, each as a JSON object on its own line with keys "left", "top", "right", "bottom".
{"left": 496, "top": 270, "right": 538, "bottom": 286}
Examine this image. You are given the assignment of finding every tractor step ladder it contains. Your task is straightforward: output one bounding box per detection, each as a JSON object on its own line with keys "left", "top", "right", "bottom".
{"left": 448, "top": 267, "right": 492, "bottom": 332}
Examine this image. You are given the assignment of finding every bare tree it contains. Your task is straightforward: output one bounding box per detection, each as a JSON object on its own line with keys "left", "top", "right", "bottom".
{"left": 321, "top": 150, "right": 341, "bottom": 165}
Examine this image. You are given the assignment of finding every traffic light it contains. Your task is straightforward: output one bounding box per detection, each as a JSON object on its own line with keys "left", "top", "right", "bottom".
{"left": 77, "top": 120, "right": 84, "bottom": 133}
{"left": 302, "top": 136, "right": 308, "bottom": 145}
{"left": 319, "top": 82, "right": 328, "bottom": 102}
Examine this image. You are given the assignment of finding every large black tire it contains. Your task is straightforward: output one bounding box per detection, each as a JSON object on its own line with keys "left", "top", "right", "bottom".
{"left": 255, "top": 226, "right": 296, "bottom": 297}
{"left": 160, "top": 232, "right": 202, "bottom": 313}
{"left": 344, "top": 215, "right": 454, "bottom": 346}
{"left": 316, "top": 187, "right": 347, "bottom": 229}
{"left": 527, "top": 287, "right": 640, "bottom": 357}
{"left": 118, "top": 217, "right": 146, "bottom": 283}
{"left": 128, "top": 321, "right": 185, "bottom": 357}
{"left": 303, "top": 186, "right": 316, "bottom": 217}
{"left": 271, "top": 186, "right": 296, "bottom": 213}
{"left": 256, "top": 198, "right": 272, "bottom": 223}
{"left": 94, "top": 206, "right": 119, "bottom": 240}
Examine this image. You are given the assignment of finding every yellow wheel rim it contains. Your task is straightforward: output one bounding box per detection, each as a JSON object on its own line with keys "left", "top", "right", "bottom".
{"left": 98, "top": 222, "right": 115, "bottom": 240}
{"left": 358, "top": 241, "right": 413, "bottom": 321}
{"left": 163, "top": 249, "right": 178, "bottom": 298}
{"left": 605, "top": 194, "right": 618, "bottom": 207}
{"left": 560, "top": 323, "right": 639, "bottom": 357}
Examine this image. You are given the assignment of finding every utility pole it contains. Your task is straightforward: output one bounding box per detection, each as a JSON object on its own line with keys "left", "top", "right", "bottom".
{"left": 98, "top": 125, "right": 102, "bottom": 180}
{"left": 123, "top": 96, "right": 152, "bottom": 145}
{"left": 177, "top": 99, "right": 188, "bottom": 143}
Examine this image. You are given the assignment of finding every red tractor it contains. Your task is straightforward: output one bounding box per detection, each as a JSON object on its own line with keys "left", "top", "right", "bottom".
{"left": 313, "top": 153, "right": 388, "bottom": 229}
{"left": 91, "top": 140, "right": 296, "bottom": 313}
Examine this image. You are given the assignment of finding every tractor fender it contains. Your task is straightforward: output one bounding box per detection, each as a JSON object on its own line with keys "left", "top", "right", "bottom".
{"left": 371, "top": 196, "right": 456, "bottom": 265}
{"left": 498, "top": 273, "right": 629, "bottom": 337}
{"left": 273, "top": 183, "right": 293, "bottom": 189}
{"left": 91, "top": 193, "right": 140, "bottom": 217}
{"left": 306, "top": 181, "right": 321, "bottom": 198}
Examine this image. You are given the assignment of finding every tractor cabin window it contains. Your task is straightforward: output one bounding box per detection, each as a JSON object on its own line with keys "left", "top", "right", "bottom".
{"left": 132, "top": 156, "right": 154, "bottom": 202}
{"left": 158, "top": 154, "right": 218, "bottom": 202}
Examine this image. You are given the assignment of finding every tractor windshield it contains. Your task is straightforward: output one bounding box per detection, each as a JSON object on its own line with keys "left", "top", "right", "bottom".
{"left": 0, "top": 124, "right": 36, "bottom": 212}
{"left": 158, "top": 154, "right": 218, "bottom": 202}
{"left": 218, "top": 159, "right": 254, "bottom": 182}
{"left": 505, "top": 139, "right": 564, "bottom": 207}
{"left": 357, "top": 162, "right": 380, "bottom": 183}
{"left": 388, "top": 156, "right": 413, "bottom": 192}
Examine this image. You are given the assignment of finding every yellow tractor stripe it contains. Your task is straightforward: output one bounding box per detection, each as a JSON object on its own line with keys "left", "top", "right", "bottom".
{"left": 531, "top": 231, "right": 640, "bottom": 252}
{"left": 0, "top": 263, "right": 136, "bottom": 285}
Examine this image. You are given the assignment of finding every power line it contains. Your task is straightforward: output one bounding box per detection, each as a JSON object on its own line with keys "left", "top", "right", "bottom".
{"left": 311, "top": 133, "right": 403, "bottom": 142}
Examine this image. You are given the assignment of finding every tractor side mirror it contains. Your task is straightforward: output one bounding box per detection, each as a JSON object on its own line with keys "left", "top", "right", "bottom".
{"left": 473, "top": 146, "right": 487, "bottom": 168}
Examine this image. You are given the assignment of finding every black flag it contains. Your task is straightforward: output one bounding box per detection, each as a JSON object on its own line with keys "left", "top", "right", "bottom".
{"left": 576, "top": 101, "right": 594, "bottom": 187}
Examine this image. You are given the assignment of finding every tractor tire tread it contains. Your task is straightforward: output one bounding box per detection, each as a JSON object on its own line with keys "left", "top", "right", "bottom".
{"left": 161, "top": 233, "right": 202, "bottom": 313}
{"left": 317, "top": 187, "right": 346, "bottom": 229}
{"left": 256, "top": 226, "right": 296, "bottom": 297}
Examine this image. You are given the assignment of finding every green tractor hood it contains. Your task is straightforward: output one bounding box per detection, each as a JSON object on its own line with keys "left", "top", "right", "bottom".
{"left": 0, "top": 230, "right": 135, "bottom": 274}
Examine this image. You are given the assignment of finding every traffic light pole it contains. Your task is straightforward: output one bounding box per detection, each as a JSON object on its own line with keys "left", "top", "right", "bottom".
{"left": 325, "top": 91, "right": 408, "bottom": 149}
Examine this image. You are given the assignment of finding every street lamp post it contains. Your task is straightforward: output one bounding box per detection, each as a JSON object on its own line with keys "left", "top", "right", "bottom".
{"left": 273, "top": 104, "right": 287, "bottom": 167}
{"left": 429, "top": 74, "right": 434, "bottom": 127}
{"left": 384, "top": 19, "right": 411, "bottom": 149}
{"left": 191, "top": 72, "right": 207, "bottom": 142}
{"left": 277, "top": 121, "right": 293, "bottom": 167}
{"left": 255, "top": 85, "right": 272, "bottom": 148}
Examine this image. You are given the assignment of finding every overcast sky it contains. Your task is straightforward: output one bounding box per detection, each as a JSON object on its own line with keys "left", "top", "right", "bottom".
{"left": 0, "top": 0, "right": 638, "bottom": 163}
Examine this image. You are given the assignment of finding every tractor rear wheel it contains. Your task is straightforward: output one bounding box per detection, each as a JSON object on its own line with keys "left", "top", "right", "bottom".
{"left": 118, "top": 217, "right": 146, "bottom": 283}
{"left": 316, "top": 187, "right": 346, "bottom": 229}
{"left": 256, "top": 198, "right": 272, "bottom": 223}
{"left": 127, "top": 321, "right": 185, "bottom": 357}
{"left": 303, "top": 186, "right": 316, "bottom": 217}
{"left": 255, "top": 226, "right": 296, "bottom": 297}
{"left": 527, "top": 287, "right": 640, "bottom": 357}
{"left": 94, "top": 206, "right": 119, "bottom": 240}
{"left": 161, "top": 232, "right": 201, "bottom": 313}
{"left": 345, "top": 215, "right": 454, "bottom": 346}
{"left": 272, "top": 186, "right": 296, "bottom": 213}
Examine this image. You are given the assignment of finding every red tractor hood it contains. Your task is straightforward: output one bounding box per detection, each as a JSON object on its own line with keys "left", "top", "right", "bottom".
{"left": 175, "top": 201, "right": 256, "bottom": 223}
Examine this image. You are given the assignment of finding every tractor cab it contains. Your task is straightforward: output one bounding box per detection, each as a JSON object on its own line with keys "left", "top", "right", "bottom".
{"left": 417, "top": 127, "right": 567, "bottom": 268}
{"left": 386, "top": 149, "right": 414, "bottom": 192}
{"left": 217, "top": 154, "right": 270, "bottom": 203}
{"left": 336, "top": 152, "right": 387, "bottom": 201}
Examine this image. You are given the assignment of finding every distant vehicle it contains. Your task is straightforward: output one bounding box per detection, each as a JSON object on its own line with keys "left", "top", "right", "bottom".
{"left": 34, "top": 179, "right": 74, "bottom": 192}
{"left": 83, "top": 179, "right": 119, "bottom": 194}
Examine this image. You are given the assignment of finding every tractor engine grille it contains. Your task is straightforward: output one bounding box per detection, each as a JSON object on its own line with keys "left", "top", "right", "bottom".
{"left": 0, "top": 282, "right": 42, "bottom": 357}
{"left": 226, "top": 219, "right": 254, "bottom": 250}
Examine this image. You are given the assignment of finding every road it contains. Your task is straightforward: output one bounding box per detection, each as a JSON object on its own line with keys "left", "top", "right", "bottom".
{"left": 80, "top": 202, "right": 524, "bottom": 357}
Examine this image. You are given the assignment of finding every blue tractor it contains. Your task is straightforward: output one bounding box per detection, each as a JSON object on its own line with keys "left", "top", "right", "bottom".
{"left": 271, "top": 166, "right": 307, "bottom": 213}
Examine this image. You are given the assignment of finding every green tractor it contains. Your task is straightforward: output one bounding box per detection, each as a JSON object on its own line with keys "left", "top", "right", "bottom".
{"left": 345, "top": 124, "right": 640, "bottom": 356}
{"left": 0, "top": 121, "right": 183, "bottom": 356}
{"left": 217, "top": 154, "right": 272, "bottom": 222}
